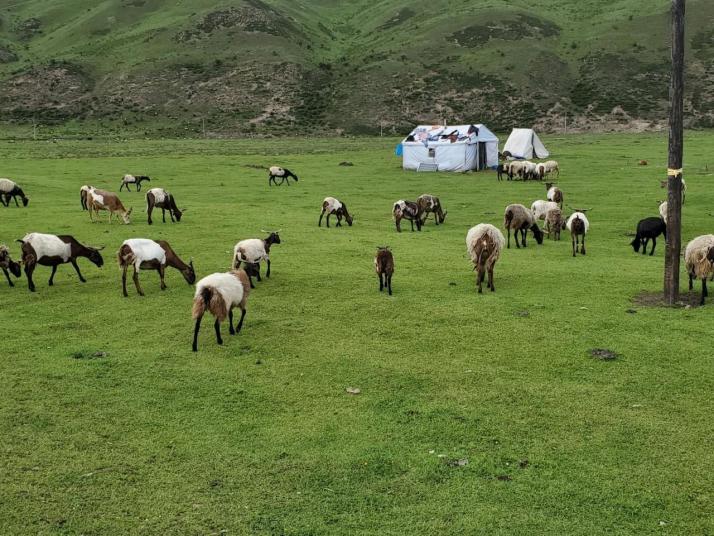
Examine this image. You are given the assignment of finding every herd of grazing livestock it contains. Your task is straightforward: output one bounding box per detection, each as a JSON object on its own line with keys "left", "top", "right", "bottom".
{"left": 0, "top": 156, "right": 711, "bottom": 352}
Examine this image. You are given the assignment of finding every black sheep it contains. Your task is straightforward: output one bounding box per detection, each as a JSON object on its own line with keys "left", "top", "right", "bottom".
{"left": 631, "top": 217, "right": 667, "bottom": 256}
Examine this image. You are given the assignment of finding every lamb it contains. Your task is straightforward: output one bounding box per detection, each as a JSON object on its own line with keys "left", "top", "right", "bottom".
{"left": 117, "top": 238, "right": 196, "bottom": 297}
{"left": 531, "top": 200, "right": 560, "bottom": 221}
{"left": 268, "top": 166, "right": 299, "bottom": 186}
{"left": 630, "top": 217, "right": 666, "bottom": 256}
{"left": 503, "top": 203, "right": 544, "bottom": 248}
{"left": 80, "top": 185, "right": 94, "bottom": 210}
{"left": 417, "top": 194, "right": 447, "bottom": 225}
{"left": 318, "top": 197, "right": 353, "bottom": 227}
{"left": 87, "top": 188, "right": 132, "bottom": 224}
{"left": 566, "top": 211, "right": 590, "bottom": 257}
{"left": 466, "top": 224, "right": 505, "bottom": 293}
{"left": 192, "top": 270, "right": 251, "bottom": 351}
{"left": 232, "top": 231, "right": 281, "bottom": 288}
{"left": 659, "top": 179, "right": 686, "bottom": 205}
{"left": 146, "top": 188, "right": 185, "bottom": 225}
{"left": 685, "top": 235, "right": 714, "bottom": 305}
{"left": 374, "top": 246, "right": 394, "bottom": 295}
{"left": 545, "top": 208, "right": 566, "bottom": 240}
{"left": 658, "top": 201, "right": 668, "bottom": 223}
{"left": 393, "top": 200, "right": 423, "bottom": 232}
{"left": 17, "top": 233, "right": 104, "bottom": 292}
{"left": 543, "top": 160, "right": 560, "bottom": 177}
{"left": 545, "top": 183, "right": 563, "bottom": 209}
{"left": 119, "top": 174, "right": 151, "bottom": 192}
{"left": 0, "top": 178, "right": 29, "bottom": 207}
{"left": 0, "top": 244, "right": 21, "bottom": 287}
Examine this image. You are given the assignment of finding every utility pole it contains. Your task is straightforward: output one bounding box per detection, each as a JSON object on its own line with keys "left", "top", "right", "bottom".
{"left": 202, "top": 117, "right": 206, "bottom": 139}
{"left": 32, "top": 118, "right": 37, "bottom": 140}
{"left": 664, "top": 0, "right": 685, "bottom": 305}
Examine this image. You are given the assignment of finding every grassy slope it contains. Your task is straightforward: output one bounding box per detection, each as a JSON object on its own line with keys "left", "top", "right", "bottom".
{"left": 0, "top": 133, "right": 713, "bottom": 534}
{"left": 0, "top": 0, "right": 712, "bottom": 133}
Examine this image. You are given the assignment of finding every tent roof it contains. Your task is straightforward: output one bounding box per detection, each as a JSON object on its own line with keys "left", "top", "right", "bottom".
{"left": 404, "top": 124, "right": 498, "bottom": 143}
{"left": 502, "top": 128, "right": 549, "bottom": 159}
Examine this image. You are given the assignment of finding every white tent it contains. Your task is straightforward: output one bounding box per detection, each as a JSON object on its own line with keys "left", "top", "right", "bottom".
{"left": 502, "top": 128, "right": 549, "bottom": 160}
{"left": 401, "top": 124, "right": 499, "bottom": 172}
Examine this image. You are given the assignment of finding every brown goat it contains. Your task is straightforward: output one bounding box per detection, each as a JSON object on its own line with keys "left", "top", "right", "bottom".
{"left": 88, "top": 188, "right": 132, "bottom": 224}
{"left": 417, "top": 194, "right": 447, "bottom": 226}
{"left": 374, "top": 247, "right": 394, "bottom": 295}
{"left": 545, "top": 208, "right": 566, "bottom": 240}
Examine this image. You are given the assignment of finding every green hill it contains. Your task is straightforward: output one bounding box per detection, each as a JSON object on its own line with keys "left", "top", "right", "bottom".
{"left": 0, "top": 0, "right": 712, "bottom": 136}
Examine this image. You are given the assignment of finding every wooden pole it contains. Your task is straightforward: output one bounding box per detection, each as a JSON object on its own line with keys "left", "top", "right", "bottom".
{"left": 664, "top": 0, "right": 685, "bottom": 305}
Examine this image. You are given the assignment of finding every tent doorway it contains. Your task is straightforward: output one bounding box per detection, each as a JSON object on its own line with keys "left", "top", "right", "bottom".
{"left": 478, "top": 142, "right": 487, "bottom": 170}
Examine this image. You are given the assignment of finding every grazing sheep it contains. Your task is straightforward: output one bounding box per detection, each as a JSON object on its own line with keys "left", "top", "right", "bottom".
{"left": 232, "top": 231, "right": 281, "bottom": 288}
{"left": 0, "top": 244, "right": 21, "bottom": 287}
{"left": 503, "top": 203, "right": 544, "bottom": 248}
{"left": 268, "top": 166, "right": 298, "bottom": 186}
{"left": 685, "top": 235, "right": 714, "bottom": 305}
{"left": 119, "top": 174, "right": 151, "bottom": 192}
{"left": 545, "top": 182, "right": 563, "bottom": 208}
{"left": 374, "top": 247, "right": 394, "bottom": 295}
{"left": 566, "top": 212, "right": 589, "bottom": 257}
{"left": 393, "top": 200, "right": 423, "bottom": 232}
{"left": 146, "top": 188, "right": 185, "bottom": 225}
{"left": 659, "top": 179, "right": 686, "bottom": 205}
{"left": 87, "top": 188, "right": 132, "bottom": 224}
{"left": 638, "top": 160, "right": 648, "bottom": 166}
{"left": 117, "top": 238, "right": 196, "bottom": 297}
{"left": 545, "top": 208, "right": 566, "bottom": 240}
{"left": 523, "top": 161, "right": 539, "bottom": 180}
{"left": 0, "top": 178, "right": 29, "bottom": 207}
{"left": 531, "top": 200, "right": 560, "bottom": 221}
{"left": 192, "top": 270, "right": 251, "bottom": 351}
{"left": 658, "top": 201, "right": 668, "bottom": 223}
{"left": 319, "top": 197, "right": 353, "bottom": 227}
{"left": 543, "top": 160, "right": 560, "bottom": 177}
{"left": 466, "top": 224, "right": 505, "bottom": 293}
{"left": 417, "top": 194, "right": 447, "bottom": 225}
{"left": 508, "top": 161, "right": 526, "bottom": 180}
{"left": 17, "top": 233, "right": 104, "bottom": 292}
{"left": 80, "top": 185, "right": 94, "bottom": 211}
{"left": 630, "top": 217, "right": 667, "bottom": 256}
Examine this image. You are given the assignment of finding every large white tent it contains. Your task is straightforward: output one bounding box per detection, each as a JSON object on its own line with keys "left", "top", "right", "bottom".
{"left": 502, "top": 128, "right": 549, "bottom": 160}
{"left": 401, "top": 124, "right": 499, "bottom": 172}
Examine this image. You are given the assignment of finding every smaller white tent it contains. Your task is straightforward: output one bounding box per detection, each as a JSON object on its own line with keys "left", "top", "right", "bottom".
{"left": 502, "top": 128, "right": 549, "bottom": 160}
{"left": 401, "top": 124, "right": 499, "bottom": 172}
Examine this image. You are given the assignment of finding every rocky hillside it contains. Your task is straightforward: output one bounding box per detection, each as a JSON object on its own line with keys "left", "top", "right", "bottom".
{"left": 0, "top": 0, "right": 712, "bottom": 136}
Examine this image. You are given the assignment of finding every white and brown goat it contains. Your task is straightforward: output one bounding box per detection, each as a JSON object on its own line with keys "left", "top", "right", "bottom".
{"left": 566, "top": 210, "right": 590, "bottom": 257}
{"left": 268, "top": 166, "right": 298, "bottom": 186}
{"left": 233, "top": 231, "right": 281, "bottom": 288}
{"left": 393, "top": 200, "right": 423, "bottom": 232}
{"left": 146, "top": 188, "right": 185, "bottom": 225}
{"left": 117, "top": 238, "right": 195, "bottom": 297}
{"left": 17, "top": 232, "right": 104, "bottom": 292}
{"left": 545, "top": 182, "right": 563, "bottom": 209}
{"left": 192, "top": 270, "right": 251, "bottom": 351}
{"left": 374, "top": 246, "right": 394, "bottom": 295}
{"left": 319, "top": 197, "right": 353, "bottom": 227}
{"left": 0, "top": 178, "right": 29, "bottom": 207}
{"left": 87, "top": 189, "right": 132, "bottom": 224}
{"left": 417, "top": 194, "right": 447, "bottom": 226}
{"left": 466, "top": 224, "right": 505, "bottom": 293}
{"left": 119, "top": 174, "right": 151, "bottom": 192}
{"left": 0, "top": 244, "right": 21, "bottom": 287}
{"left": 80, "top": 185, "right": 94, "bottom": 211}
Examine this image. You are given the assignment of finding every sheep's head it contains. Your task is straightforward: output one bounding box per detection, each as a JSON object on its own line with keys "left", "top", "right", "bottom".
{"left": 244, "top": 262, "right": 260, "bottom": 277}
{"left": 439, "top": 210, "right": 448, "bottom": 224}
{"left": 531, "top": 224, "right": 544, "bottom": 244}
{"left": 183, "top": 259, "right": 196, "bottom": 285}
{"left": 173, "top": 207, "right": 185, "bottom": 222}
{"left": 22, "top": 197, "right": 29, "bottom": 207}
{"left": 122, "top": 208, "right": 133, "bottom": 224}
{"left": 631, "top": 237, "right": 641, "bottom": 253}
{"left": 87, "top": 246, "right": 104, "bottom": 267}
{"left": 346, "top": 213, "right": 354, "bottom": 226}
{"left": 268, "top": 232, "right": 281, "bottom": 244}
{"left": 545, "top": 182, "right": 554, "bottom": 190}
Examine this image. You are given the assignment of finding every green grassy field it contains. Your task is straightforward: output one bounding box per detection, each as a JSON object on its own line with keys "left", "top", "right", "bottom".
{"left": 0, "top": 132, "right": 712, "bottom": 534}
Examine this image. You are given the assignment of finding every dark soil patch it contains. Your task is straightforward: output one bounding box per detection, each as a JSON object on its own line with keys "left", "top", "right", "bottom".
{"left": 0, "top": 45, "right": 18, "bottom": 63}
{"left": 632, "top": 290, "right": 702, "bottom": 308}
{"left": 450, "top": 14, "right": 560, "bottom": 48}
{"left": 379, "top": 8, "right": 415, "bottom": 31}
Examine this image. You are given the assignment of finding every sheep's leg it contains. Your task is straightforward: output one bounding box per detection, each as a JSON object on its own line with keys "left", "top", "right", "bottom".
{"left": 235, "top": 308, "right": 246, "bottom": 334}
{"left": 410, "top": 219, "right": 414, "bottom": 232}
{"left": 162, "top": 208, "right": 166, "bottom": 223}
{"left": 0, "top": 194, "right": 7, "bottom": 207}
{"left": 13, "top": 195, "right": 19, "bottom": 207}
{"left": 642, "top": 238, "right": 649, "bottom": 255}
{"left": 25, "top": 261, "right": 36, "bottom": 292}
{"left": 132, "top": 266, "right": 144, "bottom": 296}
{"left": 70, "top": 260, "right": 87, "bottom": 283}
{"left": 318, "top": 209, "right": 325, "bottom": 227}
{"left": 488, "top": 265, "right": 495, "bottom": 292}
{"left": 395, "top": 218, "right": 401, "bottom": 233}
{"left": 119, "top": 183, "right": 124, "bottom": 192}
{"left": 266, "top": 259, "right": 271, "bottom": 278}
{"left": 247, "top": 272, "right": 255, "bottom": 289}
{"left": 514, "top": 229, "right": 521, "bottom": 248}
{"left": 158, "top": 265, "right": 166, "bottom": 290}
{"left": 336, "top": 214, "right": 342, "bottom": 227}
{"left": 147, "top": 206, "right": 153, "bottom": 225}
{"left": 572, "top": 234, "right": 576, "bottom": 257}
{"left": 378, "top": 273, "right": 383, "bottom": 292}
{"left": 108, "top": 211, "right": 112, "bottom": 224}
{"left": 2, "top": 267, "right": 13, "bottom": 287}
{"left": 387, "top": 274, "right": 392, "bottom": 296}
{"left": 228, "top": 309, "right": 235, "bottom": 335}
{"left": 581, "top": 235, "right": 586, "bottom": 255}
{"left": 214, "top": 319, "right": 223, "bottom": 345}
{"left": 48, "top": 265, "right": 58, "bottom": 286}
{"left": 255, "top": 265, "right": 262, "bottom": 282}
{"left": 477, "top": 268, "right": 484, "bottom": 294}
{"left": 522, "top": 229, "right": 527, "bottom": 248}
{"left": 326, "top": 213, "right": 331, "bottom": 228}
{"left": 122, "top": 265, "right": 129, "bottom": 297}
{"left": 507, "top": 228, "right": 511, "bottom": 248}
{"left": 192, "top": 314, "right": 203, "bottom": 352}
{"left": 169, "top": 210, "right": 175, "bottom": 223}
{"left": 701, "top": 279, "right": 708, "bottom": 306}
{"left": 650, "top": 237, "right": 656, "bottom": 256}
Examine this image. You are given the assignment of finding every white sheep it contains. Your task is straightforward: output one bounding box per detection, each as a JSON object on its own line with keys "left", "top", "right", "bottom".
{"left": 659, "top": 201, "right": 668, "bottom": 223}
{"left": 685, "top": 234, "right": 714, "bottom": 305}
{"left": 660, "top": 179, "right": 686, "bottom": 205}
{"left": 232, "top": 231, "right": 281, "bottom": 288}
{"left": 466, "top": 224, "right": 506, "bottom": 293}
{"left": 531, "top": 200, "right": 560, "bottom": 221}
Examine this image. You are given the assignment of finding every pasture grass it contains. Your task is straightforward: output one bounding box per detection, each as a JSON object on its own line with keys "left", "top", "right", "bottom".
{"left": 0, "top": 132, "right": 713, "bottom": 534}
